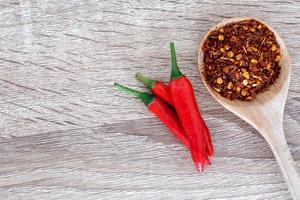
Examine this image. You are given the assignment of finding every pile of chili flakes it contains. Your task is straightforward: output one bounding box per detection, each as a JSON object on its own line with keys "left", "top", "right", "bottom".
{"left": 202, "top": 19, "right": 281, "bottom": 101}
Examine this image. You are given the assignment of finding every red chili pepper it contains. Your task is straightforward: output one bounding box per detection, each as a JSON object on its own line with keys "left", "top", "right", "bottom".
{"left": 136, "top": 73, "right": 213, "bottom": 157}
{"left": 136, "top": 73, "right": 173, "bottom": 106}
{"left": 114, "top": 83, "right": 190, "bottom": 149}
{"left": 168, "top": 43, "right": 213, "bottom": 172}
{"left": 200, "top": 116, "right": 213, "bottom": 157}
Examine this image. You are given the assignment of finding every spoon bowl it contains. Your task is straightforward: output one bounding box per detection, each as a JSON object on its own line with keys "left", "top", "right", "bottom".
{"left": 198, "top": 17, "right": 300, "bottom": 199}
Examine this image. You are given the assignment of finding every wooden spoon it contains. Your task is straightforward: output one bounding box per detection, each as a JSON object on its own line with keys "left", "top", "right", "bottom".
{"left": 198, "top": 17, "right": 300, "bottom": 199}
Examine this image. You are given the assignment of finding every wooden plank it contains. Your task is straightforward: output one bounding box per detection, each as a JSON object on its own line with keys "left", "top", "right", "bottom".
{"left": 0, "top": 120, "right": 294, "bottom": 199}
{"left": 0, "top": 0, "right": 299, "bottom": 199}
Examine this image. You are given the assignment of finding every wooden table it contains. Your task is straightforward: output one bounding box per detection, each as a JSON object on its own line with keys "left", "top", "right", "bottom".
{"left": 0, "top": 0, "right": 299, "bottom": 199}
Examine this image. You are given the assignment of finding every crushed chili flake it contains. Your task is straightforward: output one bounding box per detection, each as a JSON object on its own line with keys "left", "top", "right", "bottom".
{"left": 202, "top": 19, "right": 281, "bottom": 101}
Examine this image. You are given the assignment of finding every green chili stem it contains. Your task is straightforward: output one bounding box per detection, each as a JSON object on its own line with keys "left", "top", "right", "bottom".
{"left": 170, "top": 43, "right": 182, "bottom": 79}
{"left": 135, "top": 73, "right": 156, "bottom": 89}
{"left": 114, "top": 83, "right": 154, "bottom": 106}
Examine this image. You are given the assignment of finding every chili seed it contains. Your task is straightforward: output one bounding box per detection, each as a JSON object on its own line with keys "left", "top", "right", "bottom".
{"left": 239, "top": 60, "right": 243, "bottom": 66}
{"left": 218, "top": 34, "right": 224, "bottom": 41}
{"left": 220, "top": 47, "right": 226, "bottom": 52}
{"left": 242, "top": 79, "right": 248, "bottom": 86}
{"left": 271, "top": 44, "right": 277, "bottom": 51}
{"left": 251, "top": 59, "right": 258, "bottom": 64}
{"left": 228, "top": 51, "right": 234, "bottom": 58}
{"left": 275, "top": 55, "right": 281, "bottom": 62}
{"left": 249, "top": 47, "right": 257, "bottom": 52}
{"left": 219, "top": 28, "right": 224, "bottom": 33}
{"left": 241, "top": 89, "right": 247, "bottom": 96}
{"left": 227, "top": 82, "right": 233, "bottom": 89}
{"left": 230, "top": 36, "right": 237, "bottom": 42}
{"left": 242, "top": 71, "right": 250, "bottom": 79}
{"left": 216, "top": 77, "right": 223, "bottom": 84}
{"left": 236, "top": 54, "right": 242, "bottom": 60}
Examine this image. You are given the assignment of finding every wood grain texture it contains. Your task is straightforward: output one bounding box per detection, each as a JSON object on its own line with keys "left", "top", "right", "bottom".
{"left": 0, "top": 0, "right": 299, "bottom": 199}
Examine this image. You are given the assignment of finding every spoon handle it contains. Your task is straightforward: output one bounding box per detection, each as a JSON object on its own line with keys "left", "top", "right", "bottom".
{"left": 262, "top": 128, "right": 300, "bottom": 199}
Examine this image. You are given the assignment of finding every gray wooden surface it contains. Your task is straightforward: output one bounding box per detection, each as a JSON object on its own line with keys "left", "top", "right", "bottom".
{"left": 0, "top": 0, "right": 299, "bottom": 199}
